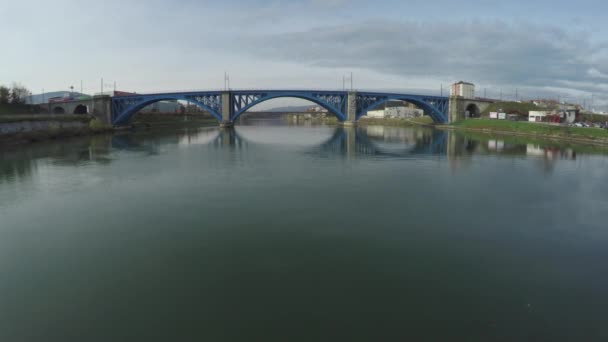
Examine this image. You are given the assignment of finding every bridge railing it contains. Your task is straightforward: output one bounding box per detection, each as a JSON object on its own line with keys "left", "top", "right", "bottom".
{"left": 109, "top": 88, "right": 447, "bottom": 97}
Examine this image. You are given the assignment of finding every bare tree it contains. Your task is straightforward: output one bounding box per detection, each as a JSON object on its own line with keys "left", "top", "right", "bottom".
{"left": 9, "top": 83, "right": 29, "bottom": 105}
{"left": 0, "top": 85, "right": 9, "bottom": 104}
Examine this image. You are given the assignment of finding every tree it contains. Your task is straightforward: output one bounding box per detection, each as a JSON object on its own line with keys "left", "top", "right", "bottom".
{"left": 9, "top": 83, "right": 29, "bottom": 105}
{"left": 0, "top": 86, "right": 9, "bottom": 104}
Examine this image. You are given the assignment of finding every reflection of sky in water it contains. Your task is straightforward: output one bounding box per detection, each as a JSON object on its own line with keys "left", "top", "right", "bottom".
{"left": 235, "top": 126, "right": 334, "bottom": 147}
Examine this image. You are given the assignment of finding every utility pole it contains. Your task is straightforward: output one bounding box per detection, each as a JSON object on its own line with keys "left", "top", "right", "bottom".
{"left": 342, "top": 75, "right": 345, "bottom": 91}
{"left": 515, "top": 88, "right": 518, "bottom": 101}
{"left": 80, "top": 80, "right": 83, "bottom": 95}
{"left": 484, "top": 88, "right": 487, "bottom": 98}
{"left": 114, "top": 81, "right": 116, "bottom": 92}
{"left": 42, "top": 88, "right": 45, "bottom": 103}
{"left": 350, "top": 72, "right": 353, "bottom": 91}
{"left": 101, "top": 78, "right": 104, "bottom": 95}
{"left": 440, "top": 84, "right": 443, "bottom": 97}
{"left": 500, "top": 89, "right": 502, "bottom": 101}
{"left": 224, "top": 72, "right": 230, "bottom": 90}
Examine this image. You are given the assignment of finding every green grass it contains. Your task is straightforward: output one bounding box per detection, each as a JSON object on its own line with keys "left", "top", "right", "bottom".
{"left": 452, "top": 119, "right": 608, "bottom": 141}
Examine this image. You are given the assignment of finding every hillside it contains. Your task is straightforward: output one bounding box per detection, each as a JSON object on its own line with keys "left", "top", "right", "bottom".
{"left": 481, "top": 102, "right": 540, "bottom": 118}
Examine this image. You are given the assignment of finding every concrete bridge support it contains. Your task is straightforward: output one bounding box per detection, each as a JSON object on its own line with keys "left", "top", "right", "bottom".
{"left": 342, "top": 91, "right": 358, "bottom": 126}
{"left": 220, "top": 92, "right": 234, "bottom": 128}
{"left": 448, "top": 96, "right": 494, "bottom": 123}
{"left": 448, "top": 96, "right": 465, "bottom": 123}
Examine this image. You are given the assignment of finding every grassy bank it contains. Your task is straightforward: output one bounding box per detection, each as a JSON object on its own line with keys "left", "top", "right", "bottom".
{"left": 448, "top": 119, "right": 608, "bottom": 144}
{"left": 358, "top": 116, "right": 434, "bottom": 127}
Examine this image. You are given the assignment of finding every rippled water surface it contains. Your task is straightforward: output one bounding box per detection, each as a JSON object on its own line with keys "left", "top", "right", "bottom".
{"left": 1, "top": 122, "right": 608, "bottom": 341}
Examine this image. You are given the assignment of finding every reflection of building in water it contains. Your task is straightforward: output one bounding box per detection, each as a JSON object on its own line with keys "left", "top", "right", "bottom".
{"left": 446, "top": 131, "right": 479, "bottom": 173}
{"left": 364, "top": 125, "right": 422, "bottom": 143}
{"left": 488, "top": 140, "right": 505, "bottom": 152}
{"left": 527, "top": 144, "right": 576, "bottom": 160}
{"left": 526, "top": 144, "right": 577, "bottom": 174}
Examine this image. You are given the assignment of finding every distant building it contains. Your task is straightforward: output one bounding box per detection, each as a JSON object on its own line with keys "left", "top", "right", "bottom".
{"left": 451, "top": 81, "right": 475, "bottom": 99}
{"left": 365, "top": 105, "right": 424, "bottom": 119}
{"left": 528, "top": 109, "right": 577, "bottom": 124}
{"left": 529, "top": 111, "right": 549, "bottom": 122}
{"left": 306, "top": 106, "right": 328, "bottom": 113}
{"left": 366, "top": 109, "right": 386, "bottom": 118}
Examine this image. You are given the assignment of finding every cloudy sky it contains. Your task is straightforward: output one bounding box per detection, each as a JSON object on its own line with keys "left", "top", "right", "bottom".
{"left": 1, "top": 0, "right": 607, "bottom": 108}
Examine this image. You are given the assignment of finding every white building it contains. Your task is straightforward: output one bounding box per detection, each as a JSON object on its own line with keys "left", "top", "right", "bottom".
{"left": 529, "top": 111, "right": 549, "bottom": 122}
{"left": 366, "top": 109, "right": 386, "bottom": 118}
{"left": 451, "top": 81, "right": 475, "bottom": 99}
{"left": 365, "top": 107, "right": 424, "bottom": 119}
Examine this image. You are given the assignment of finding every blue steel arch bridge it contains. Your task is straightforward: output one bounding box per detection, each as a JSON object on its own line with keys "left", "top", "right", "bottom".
{"left": 111, "top": 90, "right": 449, "bottom": 126}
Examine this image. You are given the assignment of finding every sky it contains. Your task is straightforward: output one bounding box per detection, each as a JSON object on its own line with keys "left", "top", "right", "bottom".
{"left": 1, "top": 0, "right": 608, "bottom": 109}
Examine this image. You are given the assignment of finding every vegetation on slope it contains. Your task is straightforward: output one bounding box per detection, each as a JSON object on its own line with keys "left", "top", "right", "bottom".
{"left": 480, "top": 102, "right": 541, "bottom": 118}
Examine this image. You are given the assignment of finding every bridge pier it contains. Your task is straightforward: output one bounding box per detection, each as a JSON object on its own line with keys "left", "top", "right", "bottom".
{"left": 448, "top": 96, "right": 494, "bottom": 123}
{"left": 220, "top": 91, "right": 234, "bottom": 128}
{"left": 340, "top": 91, "right": 358, "bottom": 126}
{"left": 448, "top": 96, "right": 465, "bottom": 123}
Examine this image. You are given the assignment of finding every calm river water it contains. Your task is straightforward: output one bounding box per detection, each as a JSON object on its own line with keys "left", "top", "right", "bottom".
{"left": 1, "top": 121, "right": 608, "bottom": 341}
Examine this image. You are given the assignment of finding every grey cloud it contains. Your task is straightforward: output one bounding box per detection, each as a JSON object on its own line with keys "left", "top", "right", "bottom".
{"left": 237, "top": 21, "right": 607, "bottom": 104}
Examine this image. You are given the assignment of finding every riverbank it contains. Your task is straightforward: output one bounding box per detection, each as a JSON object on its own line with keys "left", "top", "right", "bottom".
{"left": 441, "top": 119, "right": 608, "bottom": 146}
{"left": 0, "top": 113, "right": 221, "bottom": 145}
{"left": 0, "top": 115, "right": 113, "bottom": 145}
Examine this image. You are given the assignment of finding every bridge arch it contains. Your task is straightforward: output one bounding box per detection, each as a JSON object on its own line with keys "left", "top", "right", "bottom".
{"left": 74, "top": 104, "right": 88, "bottom": 115}
{"left": 53, "top": 106, "right": 66, "bottom": 114}
{"left": 466, "top": 103, "right": 480, "bottom": 118}
{"left": 231, "top": 93, "right": 346, "bottom": 122}
{"left": 358, "top": 96, "right": 448, "bottom": 123}
{"left": 113, "top": 96, "right": 222, "bottom": 126}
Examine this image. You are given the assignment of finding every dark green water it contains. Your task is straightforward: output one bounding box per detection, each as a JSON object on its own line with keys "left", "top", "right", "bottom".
{"left": 1, "top": 121, "right": 607, "bottom": 341}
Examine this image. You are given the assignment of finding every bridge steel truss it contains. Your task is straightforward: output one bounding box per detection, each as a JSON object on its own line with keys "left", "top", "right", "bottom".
{"left": 111, "top": 90, "right": 449, "bottom": 126}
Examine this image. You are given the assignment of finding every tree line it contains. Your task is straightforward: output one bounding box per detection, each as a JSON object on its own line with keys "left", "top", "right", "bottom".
{"left": 0, "top": 83, "right": 31, "bottom": 105}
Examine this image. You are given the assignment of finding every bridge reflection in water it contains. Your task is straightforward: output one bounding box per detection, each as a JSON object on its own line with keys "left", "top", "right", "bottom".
{"left": 0, "top": 124, "right": 587, "bottom": 188}
{"left": 173, "top": 126, "right": 451, "bottom": 159}
{"left": 109, "top": 125, "right": 581, "bottom": 168}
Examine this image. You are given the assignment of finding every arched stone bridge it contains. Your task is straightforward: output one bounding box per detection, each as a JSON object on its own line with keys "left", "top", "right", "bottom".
{"left": 110, "top": 90, "right": 451, "bottom": 127}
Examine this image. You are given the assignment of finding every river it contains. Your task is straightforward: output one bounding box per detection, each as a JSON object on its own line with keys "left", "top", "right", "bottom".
{"left": 1, "top": 121, "right": 607, "bottom": 341}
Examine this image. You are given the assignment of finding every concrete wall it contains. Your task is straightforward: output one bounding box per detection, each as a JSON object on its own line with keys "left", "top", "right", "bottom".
{"left": 0, "top": 120, "right": 88, "bottom": 135}
{"left": 40, "top": 95, "right": 113, "bottom": 125}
